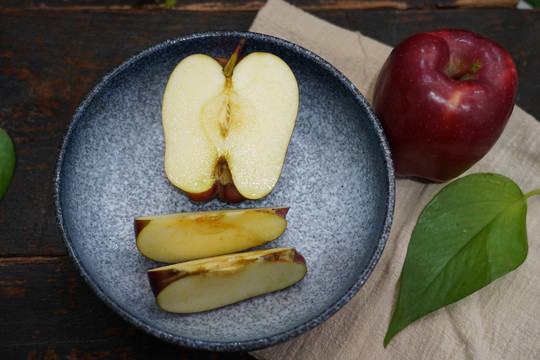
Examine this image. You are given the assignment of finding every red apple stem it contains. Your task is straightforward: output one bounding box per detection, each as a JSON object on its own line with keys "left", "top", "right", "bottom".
{"left": 223, "top": 38, "right": 247, "bottom": 77}
{"left": 452, "top": 60, "right": 483, "bottom": 81}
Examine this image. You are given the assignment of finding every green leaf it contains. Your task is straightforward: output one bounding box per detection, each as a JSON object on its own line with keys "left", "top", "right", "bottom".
{"left": 0, "top": 128, "right": 16, "bottom": 200}
{"left": 154, "top": 0, "right": 178, "bottom": 9}
{"left": 384, "top": 173, "right": 533, "bottom": 346}
{"left": 524, "top": 0, "right": 540, "bottom": 8}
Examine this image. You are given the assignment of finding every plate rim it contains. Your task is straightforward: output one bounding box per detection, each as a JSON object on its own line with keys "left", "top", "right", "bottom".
{"left": 53, "top": 30, "right": 395, "bottom": 352}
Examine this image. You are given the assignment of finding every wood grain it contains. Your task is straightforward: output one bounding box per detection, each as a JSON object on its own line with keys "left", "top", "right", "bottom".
{"left": 0, "top": 258, "right": 254, "bottom": 359}
{"left": 0, "top": 0, "right": 519, "bottom": 11}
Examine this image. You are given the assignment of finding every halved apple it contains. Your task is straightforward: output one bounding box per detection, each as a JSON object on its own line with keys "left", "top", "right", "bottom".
{"left": 135, "top": 207, "right": 289, "bottom": 263}
{"left": 147, "top": 247, "right": 307, "bottom": 313}
{"left": 162, "top": 39, "right": 299, "bottom": 203}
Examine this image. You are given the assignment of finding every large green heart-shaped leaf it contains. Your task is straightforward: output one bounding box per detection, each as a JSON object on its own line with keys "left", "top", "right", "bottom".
{"left": 0, "top": 128, "right": 16, "bottom": 200}
{"left": 385, "top": 173, "right": 534, "bottom": 346}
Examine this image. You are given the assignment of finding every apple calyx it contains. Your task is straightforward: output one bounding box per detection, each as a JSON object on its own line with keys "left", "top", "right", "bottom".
{"left": 451, "top": 60, "right": 483, "bottom": 81}
{"left": 212, "top": 160, "right": 246, "bottom": 203}
{"left": 215, "top": 158, "right": 233, "bottom": 185}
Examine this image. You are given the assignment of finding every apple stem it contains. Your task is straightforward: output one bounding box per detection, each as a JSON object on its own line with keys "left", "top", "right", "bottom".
{"left": 223, "top": 38, "right": 247, "bottom": 77}
{"left": 452, "top": 60, "right": 483, "bottom": 81}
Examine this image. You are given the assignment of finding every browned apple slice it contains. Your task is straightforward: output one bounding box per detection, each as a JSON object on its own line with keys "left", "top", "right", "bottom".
{"left": 135, "top": 207, "right": 289, "bottom": 263}
{"left": 147, "top": 247, "right": 307, "bottom": 313}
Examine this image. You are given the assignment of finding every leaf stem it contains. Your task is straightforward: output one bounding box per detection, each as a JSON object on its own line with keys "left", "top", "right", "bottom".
{"left": 524, "top": 188, "right": 540, "bottom": 201}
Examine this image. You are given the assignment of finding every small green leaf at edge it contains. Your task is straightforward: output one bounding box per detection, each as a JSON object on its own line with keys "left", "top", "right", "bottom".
{"left": 0, "top": 128, "right": 16, "bottom": 200}
{"left": 524, "top": 0, "right": 540, "bottom": 8}
{"left": 384, "top": 173, "right": 531, "bottom": 346}
{"left": 154, "top": 0, "right": 178, "bottom": 9}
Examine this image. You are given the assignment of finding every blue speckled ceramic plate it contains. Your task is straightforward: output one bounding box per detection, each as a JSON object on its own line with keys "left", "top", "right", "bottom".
{"left": 54, "top": 31, "right": 395, "bottom": 352}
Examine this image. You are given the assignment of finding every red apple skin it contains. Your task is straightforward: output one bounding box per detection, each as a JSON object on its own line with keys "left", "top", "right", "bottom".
{"left": 217, "top": 183, "right": 247, "bottom": 204}
{"left": 185, "top": 184, "right": 217, "bottom": 202}
{"left": 373, "top": 29, "right": 518, "bottom": 182}
{"left": 292, "top": 250, "right": 306, "bottom": 267}
{"left": 185, "top": 181, "right": 247, "bottom": 203}
{"left": 148, "top": 268, "right": 184, "bottom": 297}
{"left": 270, "top": 206, "right": 289, "bottom": 220}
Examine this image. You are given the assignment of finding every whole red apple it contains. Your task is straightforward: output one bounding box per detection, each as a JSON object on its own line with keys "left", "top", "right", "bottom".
{"left": 373, "top": 29, "right": 518, "bottom": 182}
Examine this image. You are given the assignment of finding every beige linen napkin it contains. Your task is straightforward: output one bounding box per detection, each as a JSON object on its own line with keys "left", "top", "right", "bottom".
{"left": 249, "top": 1, "right": 540, "bottom": 359}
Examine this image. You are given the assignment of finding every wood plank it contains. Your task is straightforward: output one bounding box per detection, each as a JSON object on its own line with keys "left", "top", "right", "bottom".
{"left": 208, "top": 8, "right": 349, "bottom": 29}
{"left": 0, "top": 12, "right": 94, "bottom": 256}
{"left": 208, "top": 10, "right": 259, "bottom": 30}
{"left": 435, "top": 0, "right": 519, "bottom": 8}
{"left": 0, "top": 0, "right": 519, "bottom": 11}
{"left": 0, "top": 10, "right": 230, "bottom": 256}
{"left": 0, "top": 257, "right": 255, "bottom": 359}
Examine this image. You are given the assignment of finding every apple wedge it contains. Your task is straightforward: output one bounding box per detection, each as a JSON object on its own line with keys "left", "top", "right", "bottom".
{"left": 162, "top": 39, "right": 299, "bottom": 203}
{"left": 147, "top": 247, "right": 307, "bottom": 313}
{"left": 135, "top": 207, "right": 289, "bottom": 263}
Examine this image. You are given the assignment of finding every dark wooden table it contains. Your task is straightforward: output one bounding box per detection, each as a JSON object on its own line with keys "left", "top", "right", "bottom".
{"left": 1, "top": 0, "right": 538, "bottom": 358}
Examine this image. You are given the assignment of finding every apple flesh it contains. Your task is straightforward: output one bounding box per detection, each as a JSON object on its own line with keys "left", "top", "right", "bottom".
{"left": 135, "top": 207, "right": 289, "bottom": 263}
{"left": 373, "top": 29, "right": 518, "bottom": 182}
{"left": 147, "top": 247, "right": 307, "bottom": 313}
{"left": 162, "top": 39, "right": 299, "bottom": 202}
